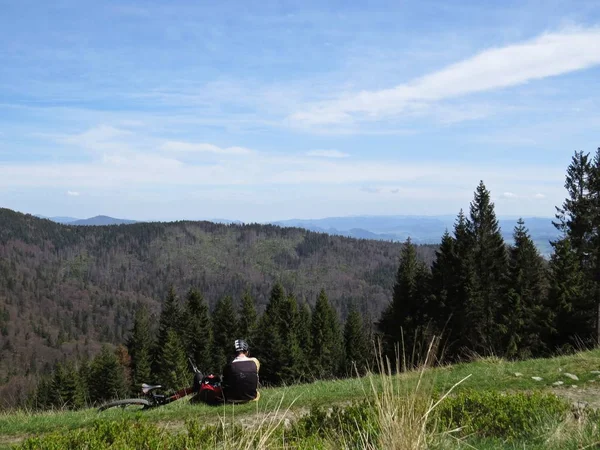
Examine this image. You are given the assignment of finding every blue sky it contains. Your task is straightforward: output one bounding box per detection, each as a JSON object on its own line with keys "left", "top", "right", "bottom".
{"left": 1, "top": 0, "right": 600, "bottom": 222}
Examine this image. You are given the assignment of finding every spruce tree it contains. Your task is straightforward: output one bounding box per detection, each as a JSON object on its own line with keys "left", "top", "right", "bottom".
{"left": 127, "top": 303, "right": 153, "bottom": 389}
{"left": 212, "top": 295, "right": 238, "bottom": 372}
{"left": 501, "top": 219, "right": 547, "bottom": 359}
{"left": 589, "top": 148, "right": 600, "bottom": 344}
{"left": 465, "top": 181, "right": 509, "bottom": 355}
{"left": 238, "top": 290, "right": 258, "bottom": 344}
{"left": 547, "top": 238, "right": 591, "bottom": 351}
{"left": 551, "top": 150, "right": 599, "bottom": 346}
{"left": 30, "top": 374, "right": 53, "bottom": 410}
{"left": 554, "top": 150, "right": 593, "bottom": 256}
{"left": 450, "top": 209, "right": 476, "bottom": 358}
{"left": 152, "top": 286, "right": 182, "bottom": 376}
{"left": 430, "top": 230, "right": 460, "bottom": 350}
{"left": 310, "top": 289, "right": 343, "bottom": 379}
{"left": 278, "top": 294, "right": 305, "bottom": 382}
{"left": 157, "top": 329, "right": 191, "bottom": 390}
{"left": 88, "top": 345, "right": 128, "bottom": 404}
{"left": 343, "top": 304, "right": 370, "bottom": 376}
{"left": 296, "top": 300, "right": 312, "bottom": 360}
{"left": 254, "top": 283, "right": 307, "bottom": 385}
{"left": 184, "top": 288, "right": 213, "bottom": 373}
{"left": 50, "top": 361, "right": 85, "bottom": 409}
{"left": 254, "top": 283, "right": 287, "bottom": 385}
{"left": 78, "top": 357, "right": 91, "bottom": 405}
{"left": 377, "top": 238, "right": 431, "bottom": 368}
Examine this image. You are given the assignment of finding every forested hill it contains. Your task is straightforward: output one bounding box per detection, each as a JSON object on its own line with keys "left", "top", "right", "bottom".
{"left": 0, "top": 208, "right": 436, "bottom": 388}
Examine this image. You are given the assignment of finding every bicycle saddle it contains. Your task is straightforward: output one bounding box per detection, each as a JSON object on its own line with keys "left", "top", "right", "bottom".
{"left": 142, "top": 383, "right": 163, "bottom": 394}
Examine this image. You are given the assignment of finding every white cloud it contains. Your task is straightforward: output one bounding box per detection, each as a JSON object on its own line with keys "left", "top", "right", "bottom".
{"left": 67, "top": 191, "right": 80, "bottom": 197}
{"left": 161, "top": 141, "right": 254, "bottom": 155}
{"left": 61, "top": 125, "right": 132, "bottom": 147}
{"left": 14, "top": 124, "right": 565, "bottom": 212}
{"left": 0, "top": 157, "right": 564, "bottom": 190}
{"left": 534, "top": 193, "right": 546, "bottom": 199}
{"left": 289, "top": 26, "right": 600, "bottom": 126}
{"left": 502, "top": 192, "right": 518, "bottom": 198}
{"left": 306, "top": 149, "right": 350, "bottom": 158}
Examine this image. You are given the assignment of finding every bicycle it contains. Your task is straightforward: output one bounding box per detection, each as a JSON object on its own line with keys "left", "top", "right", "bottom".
{"left": 97, "top": 358, "right": 214, "bottom": 412}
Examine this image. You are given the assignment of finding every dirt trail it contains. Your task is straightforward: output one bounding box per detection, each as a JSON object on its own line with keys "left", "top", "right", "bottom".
{"left": 552, "top": 386, "right": 600, "bottom": 410}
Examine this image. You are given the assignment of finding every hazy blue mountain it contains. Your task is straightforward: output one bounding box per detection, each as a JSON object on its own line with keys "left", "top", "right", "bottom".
{"left": 34, "top": 215, "right": 80, "bottom": 224}
{"left": 271, "top": 215, "right": 559, "bottom": 256}
{"left": 69, "top": 215, "right": 138, "bottom": 226}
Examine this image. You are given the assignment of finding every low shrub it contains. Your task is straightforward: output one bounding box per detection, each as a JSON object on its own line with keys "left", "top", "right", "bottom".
{"left": 288, "top": 400, "right": 379, "bottom": 446}
{"left": 434, "top": 390, "right": 570, "bottom": 441}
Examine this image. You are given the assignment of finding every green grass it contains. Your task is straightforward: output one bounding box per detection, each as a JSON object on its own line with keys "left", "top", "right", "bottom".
{"left": 2, "top": 348, "right": 600, "bottom": 448}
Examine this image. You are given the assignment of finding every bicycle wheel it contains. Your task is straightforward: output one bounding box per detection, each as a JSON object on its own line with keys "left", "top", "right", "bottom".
{"left": 97, "top": 398, "right": 152, "bottom": 412}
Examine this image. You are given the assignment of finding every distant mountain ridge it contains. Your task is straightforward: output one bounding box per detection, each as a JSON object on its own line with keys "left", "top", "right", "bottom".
{"left": 270, "top": 215, "right": 560, "bottom": 256}
{"left": 34, "top": 215, "right": 80, "bottom": 224}
{"left": 36, "top": 215, "right": 137, "bottom": 226}
{"left": 37, "top": 213, "right": 559, "bottom": 255}
{"left": 69, "top": 215, "right": 137, "bottom": 226}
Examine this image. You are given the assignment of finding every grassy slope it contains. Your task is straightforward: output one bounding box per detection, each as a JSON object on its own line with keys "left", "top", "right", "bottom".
{"left": 2, "top": 348, "right": 600, "bottom": 448}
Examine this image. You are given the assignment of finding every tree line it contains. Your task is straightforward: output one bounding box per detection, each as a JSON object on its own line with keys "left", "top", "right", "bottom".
{"left": 378, "top": 148, "right": 600, "bottom": 364}
{"left": 27, "top": 146, "right": 600, "bottom": 411}
{"left": 29, "top": 285, "right": 373, "bottom": 409}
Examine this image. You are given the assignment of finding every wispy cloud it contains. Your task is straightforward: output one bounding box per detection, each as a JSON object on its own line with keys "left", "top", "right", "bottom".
{"left": 306, "top": 149, "right": 349, "bottom": 158}
{"left": 161, "top": 141, "right": 254, "bottom": 155}
{"left": 67, "top": 191, "right": 80, "bottom": 197}
{"left": 289, "top": 26, "right": 600, "bottom": 127}
{"left": 502, "top": 192, "right": 518, "bottom": 198}
{"left": 56, "top": 125, "right": 136, "bottom": 153}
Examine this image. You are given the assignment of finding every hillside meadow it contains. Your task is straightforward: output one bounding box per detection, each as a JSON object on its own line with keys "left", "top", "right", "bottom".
{"left": 2, "top": 346, "right": 600, "bottom": 449}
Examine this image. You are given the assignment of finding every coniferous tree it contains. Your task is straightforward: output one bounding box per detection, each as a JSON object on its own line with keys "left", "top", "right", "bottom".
{"left": 377, "top": 238, "right": 431, "bottom": 368}
{"left": 157, "top": 329, "right": 191, "bottom": 391}
{"left": 552, "top": 150, "right": 598, "bottom": 346}
{"left": 310, "top": 289, "right": 343, "bottom": 379}
{"left": 152, "top": 286, "right": 182, "bottom": 376}
{"left": 430, "top": 229, "right": 463, "bottom": 357}
{"left": 554, "top": 151, "right": 593, "bottom": 256}
{"left": 88, "top": 345, "right": 128, "bottom": 404}
{"left": 343, "top": 304, "right": 370, "bottom": 376}
{"left": 212, "top": 295, "right": 238, "bottom": 372}
{"left": 450, "top": 209, "right": 476, "bottom": 357}
{"left": 238, "top": 290, "right": 258, "bottom": 344}
{"left": 254, "top": 283, "right": 307, "bottom": 385}
{"left": 50, "top": 361, "right": 85, "bottom": 409}
{"left": 465, "top": 181, "right": 509, "bottom": 355}
{"left": 127, "top": 303, "right": 153, "bottom": 389}
{"left": 296, "top": 300, "right": 312, "bottom": 361}
{"left": 255, "top": 283, "right": 287, "bottom": 385}
{"left": 588, "top": 148, "right": 600, "bottom": 344}
{"left": 184, "top": 288, "right": 213, "bottom": 373}
{"left": 547, "top": 238, "right": 590, "bottom": 351}
{"left": 30, "top": 374, "right": 53, "bottom": 410}
{"left": 501, "top": 219, "right": 547, "bottom": 358}
{"left": 278, "top": 294, "right": 305, "bottom": 382}
{"left": 78, "top": 356, "right": 91, "bottom": 405}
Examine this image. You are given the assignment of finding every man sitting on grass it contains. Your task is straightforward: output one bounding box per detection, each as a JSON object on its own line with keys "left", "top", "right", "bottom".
{"left": 221, "top": 339, "right": 261, "bottom": 403}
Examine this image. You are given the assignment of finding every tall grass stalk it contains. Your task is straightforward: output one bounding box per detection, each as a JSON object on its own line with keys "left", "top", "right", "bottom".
{"left": 362, "top": 336, "right": 471, "bottom": 450}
